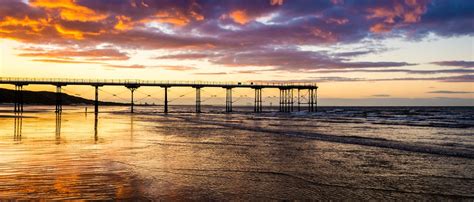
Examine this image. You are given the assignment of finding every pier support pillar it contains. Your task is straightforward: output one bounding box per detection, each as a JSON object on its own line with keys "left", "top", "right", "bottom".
{"left": 164, "top": 86, "right": 169, "bottom": 113}
{"left": 254, "top": 88, "right": 262, "bottom": 113}
{"left": 308, "top": 88, "right": 318, "bottom": 112}
{"left": 297, "top": 89, "right": 301, "bottom": 112}
{"left": 315, "top": 88, "right": 318, "bottom": 112}
{"left": 288, "top": 89, "right": 295, "bottom": 112}
{"left": 225, "top": 88, "right": 233, "bottom": 112}
{"left": 94, "top": 86, "right": 99, "bottom": 114}
{"left": 126, "top": 85, "right": 139, "bottom": 113}
{"left": 13, "top": 85, "right": 23, "bottom": 113}
{"left": 194, "top": 87, "right": 201, "bottom": 113}
{"left": 55, "top": 85, "right": 63, "bottom": 113}
{"left": 279, "top": 89, "right": 282, "bottom": 112}
{"left": 279, "top": 88, "right": 295, "bottom": 113}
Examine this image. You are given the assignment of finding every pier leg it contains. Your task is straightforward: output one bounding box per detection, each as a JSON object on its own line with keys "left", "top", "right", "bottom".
{"left": 297, "top": 89, "right": 301, "bottom": 112}
{"left": 285, "top": 89, "right": 288, "bottom": 112}
{"left": 281, "top": 89, "right": 285, "bottom": 112}
{"left": 195, "top": 87, "right": 201, "bottom": 113}
{"left": 279, "top": 89, "right": 282, "bottom": 112}
{"left": 13, "top": 85, "right": 24, "bottom": 113}
{"left": 225, "top": 88, "right": 232, "bottom": 112}
{"left": 254, "top": 88, "right": 262, "bottom": 113}
{"left": 125, "top": 86, "right": 139, "bottom": 113}
{"left": 315, "top": 88, "right": 318, "bottom": 112}
{"left": 314, "top": 88, "right": 318, "bottom": 111}
{"left": 94, "top": 86, "right": 99, "bottom": 114}
{"left": 130, "top": 89, "right": 135, "bottom": 113}
{"left": 14, "top": 85, "right": 18, "bottom": 112}
{"left": 20, "top": 85, "right": 24, "bottom": 112}
{"left": 164, "top": 87, "right": 168, "bottom": 113}
{"left": 288, "top": 89, "right": 294, "bottom": 112}
{"left": 308, "top": 89, "right": 315, "bottom": 112}
{"left": 55, "top": 86, "right": 62, "bottom": 113}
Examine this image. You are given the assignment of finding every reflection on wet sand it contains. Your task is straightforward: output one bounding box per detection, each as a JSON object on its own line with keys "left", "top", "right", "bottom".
{"left": 0, "top": 106, "right": 473, "bottom": 200}
{"left": 94, "top": 113, "right": 98, "bottom": 143}
{"left": 56, "top": 112, "right": 61, "bottom": 144}
{"left": 13, "top": 113, "right": 22, "bottom": 141}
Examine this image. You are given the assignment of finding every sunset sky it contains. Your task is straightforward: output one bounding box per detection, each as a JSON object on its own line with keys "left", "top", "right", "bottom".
{"left": 0, "top": 0, "right": 473, "bottom": 106}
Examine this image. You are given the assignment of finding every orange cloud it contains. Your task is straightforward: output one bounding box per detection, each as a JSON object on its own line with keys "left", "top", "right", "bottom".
{"left": 153, "top": 11, "right": 190, "bottom": 26}
{"left": 0, "top": 16, "right": 50, "bottom": 34}
{"left": 114, "top": 15, "right": 133, "bottom": 31}
{"left": 310, "top": 28, "right": 337, "bottom": 42}
{"left": 229, "top": 10, "right": 251, "bottom": 25}
{"left": 30, "top": 0, "right": 107, "bottom": 22}
{"left": 142, "top": 9, "right": 204, "bottom": 27}
{"left": 270, "top": 0, "right": 284, "bottom": 6}
{"left": 160, "top": 65, "right": 197, "bottom": 71}
{"left": 19, "top": 48, "right": 130, "bottom": 61}
{"left": 32, "top": 59, "right": 106, "bottom": 64}
{"left": 105, "top": 64, "right": 145, "bottom": 69}
{"left": 367, "top": 0, "right": 428, "bottom": 33}
{"left": 369, "top": 23, "right": 390, "bottom": 33}
{"left": 54, "top": 24, "right": 85, "bottom": 39}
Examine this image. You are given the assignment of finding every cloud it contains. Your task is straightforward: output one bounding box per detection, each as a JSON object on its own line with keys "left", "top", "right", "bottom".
{"left": 431, "top": 61, "right": 474, "bottom": 68}
{"left": 428, "top": 90, "right": 474, "bottom": 94}
{"left": 29, "top": 0, "right": 108, "bottom": 22}
{"left": 254, "top": 74, "right": 474, "bottom": 83}
{"left": 317, "top": 75, "right": 474, "bottom": 83}
{"left": 311, "top": 68, "right": 474, "bottom": 74}
{"left": 1, "top": 0, "right": 473, "bottom": 77}
{"left": 210, "top": 48, "right": 415, "bottom": 70}
{"left": 1, "top": 0, "right": 472, "bottom": 50}
{"left": 32, "top": 59, "right": 105, "bottom": 64}
{"left": 194, "top": 72, "right": 227, "bottom": 75}
{"left": 235, "top": 70, "right": 260, "bottom": 74}
{"left": 104, "top": 64, "right": 145, "bottom": 69}
{"left": 228, "top": 10, "right": 251, "bottom": 25}
{"left": 154, "top": 53, "right": 218, "bottom": 60}
{"left": 159, "top": 65, "right": 197, "bottom": 71}
{"left": 19, "top": 48, "right": 130, "bottom": 60}
{"left": 371, "top": 94, "right": 391, "bottom": 97}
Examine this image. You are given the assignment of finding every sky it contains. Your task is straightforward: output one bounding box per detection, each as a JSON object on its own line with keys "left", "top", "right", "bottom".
{"left": 0, "top": 0, "right": 473, "bottom": 106}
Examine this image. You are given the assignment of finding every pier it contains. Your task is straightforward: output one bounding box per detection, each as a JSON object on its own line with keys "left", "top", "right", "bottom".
{"left": 0, "top": 77, "right": 318, "bottom": 114}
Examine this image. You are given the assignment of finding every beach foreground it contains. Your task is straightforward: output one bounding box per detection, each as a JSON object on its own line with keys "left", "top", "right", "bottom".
{"left": 0, "top": 106, "right": 472, "bottom": 200}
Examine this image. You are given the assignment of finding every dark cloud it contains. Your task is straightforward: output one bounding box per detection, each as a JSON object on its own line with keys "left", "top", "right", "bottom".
{"left": 1, "top": 0, "right": 472, "bottom": 49}
{"left": 235, "top": 70, "right": 260, "bottom": 74}
{"left": 154, "top": 53, "right": 219, "bottom": 60}
{"left": 431, "top": 61, "right": 474, "bottom": 68}
{"left": 254, "top": 74, "right": 474, "bottom": 83}
{"left": 312, "top": 75, "right": 474, "bottom": 83}
{"left": 104, "top": 64, "right": 145, "bottom": 69}
{"left": 428, "top": 91, "right": 474, "bottom": 94}
{"left": 372, "top": 94, "right": 391, "bottom": 97}
{"left": 311, "top": 68, "right": 474, "bottom": 74}
{"left": 210, "top": 48, "right": 415, "bottom": 70}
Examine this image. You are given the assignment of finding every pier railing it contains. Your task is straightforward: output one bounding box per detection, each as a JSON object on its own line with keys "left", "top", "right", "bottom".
{"left": 0, "top": 77, "right": 317, "bottom": 88}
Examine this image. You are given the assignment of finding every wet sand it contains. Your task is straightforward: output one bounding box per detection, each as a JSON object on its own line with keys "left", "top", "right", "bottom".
{"left": 0, "top": 106, "right": 473, "bottom": 200}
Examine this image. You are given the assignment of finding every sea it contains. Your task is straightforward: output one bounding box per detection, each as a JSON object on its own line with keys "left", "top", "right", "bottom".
{"left": 0, "top": 105, "right": 473, "bottom": 200}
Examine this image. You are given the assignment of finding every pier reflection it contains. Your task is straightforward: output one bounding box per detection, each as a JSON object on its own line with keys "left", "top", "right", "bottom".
{"left": 130, "top": 114, "right": 134, "bottom": 141}
{"left": 94, "top": 113, "right": 98, "bottom": 142}
{"left": 13, "top": 113, "right": 22, "bottom": 141}
{"left": 55, "top": 112, "right": 61, "bottom": 144}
